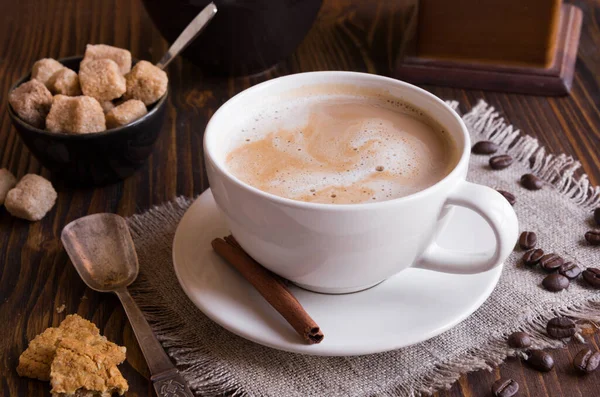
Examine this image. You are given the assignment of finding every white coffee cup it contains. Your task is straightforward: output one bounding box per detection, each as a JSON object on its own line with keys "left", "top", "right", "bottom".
{"left": 204, "top": 72, "right": 519, "bottom": 294}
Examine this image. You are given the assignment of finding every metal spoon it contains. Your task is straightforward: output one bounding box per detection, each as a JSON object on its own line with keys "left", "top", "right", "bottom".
{"left": 61, "top": 213, "right": 193, "bottom": 397}
{"left": 155, "top": 1, "right": 218, "bottom": 70}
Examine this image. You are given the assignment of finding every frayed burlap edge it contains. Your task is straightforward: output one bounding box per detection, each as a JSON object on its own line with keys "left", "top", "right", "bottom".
{"left": 126, "top": 100, "right": 600, "bottom": 397}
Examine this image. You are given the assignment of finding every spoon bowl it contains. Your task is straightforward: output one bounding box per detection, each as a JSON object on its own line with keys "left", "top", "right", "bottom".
{"left": 61, "top": 213, "right": 139, "bottom": 292}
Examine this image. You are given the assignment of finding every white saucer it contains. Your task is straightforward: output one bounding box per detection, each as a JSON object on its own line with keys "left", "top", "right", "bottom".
{"left": 172, "top": 189, "right": 503, "bottom": 356}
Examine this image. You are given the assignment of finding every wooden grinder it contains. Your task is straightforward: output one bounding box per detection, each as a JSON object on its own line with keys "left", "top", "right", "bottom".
{"left": 395, "top": 0, "right": 583, "bottom": 95}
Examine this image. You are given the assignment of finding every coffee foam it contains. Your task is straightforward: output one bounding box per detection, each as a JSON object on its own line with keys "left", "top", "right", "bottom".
{"left": 225, "top": 90, "right": 458, "bottom": 204}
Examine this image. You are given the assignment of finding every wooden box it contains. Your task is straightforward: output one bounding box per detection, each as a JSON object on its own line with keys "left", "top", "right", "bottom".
{"left": 396, "top": 0, "right": 583, "bottom": 95}
{"left": 416, "top": 0, "right": 562, "bottom": 68}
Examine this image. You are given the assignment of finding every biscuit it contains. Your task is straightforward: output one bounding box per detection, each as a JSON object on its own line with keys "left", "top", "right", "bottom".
{"left": 16, "top": 314, "right": 125, "bottom": 385}
{"left": 50, "top": 337, "right": 127, "bottom": 396}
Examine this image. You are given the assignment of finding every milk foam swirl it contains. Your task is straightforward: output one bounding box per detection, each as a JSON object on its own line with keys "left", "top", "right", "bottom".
{"left": 226, "top": 93, "right": 458, "bottom": 204}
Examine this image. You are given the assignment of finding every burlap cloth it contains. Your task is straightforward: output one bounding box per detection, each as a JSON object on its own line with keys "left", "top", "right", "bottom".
{"left": 127, "top": 101, "right": 600, "bottom": 396}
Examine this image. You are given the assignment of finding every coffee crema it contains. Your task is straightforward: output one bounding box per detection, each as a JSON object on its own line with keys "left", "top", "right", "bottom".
{"left": 225, "top": 89, "right": 459, "bottom": 204}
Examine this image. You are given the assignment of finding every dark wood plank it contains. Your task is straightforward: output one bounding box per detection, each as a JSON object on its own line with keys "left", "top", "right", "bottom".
{"left": 0, "top": 1, "right": 599, "bottom": 396}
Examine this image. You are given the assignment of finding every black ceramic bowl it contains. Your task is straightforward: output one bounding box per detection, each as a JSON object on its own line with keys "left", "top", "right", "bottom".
{"left": 8, "top": 56, "right": 168, "bottom": 186}
{"left": 142, "top": 0, "right": 323, "bottom": 76}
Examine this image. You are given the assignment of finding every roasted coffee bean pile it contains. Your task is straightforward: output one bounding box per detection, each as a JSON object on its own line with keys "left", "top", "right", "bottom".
{"left": 498, "top": 318, "right": 599, "bottom": 393}
{"left": 470, "top": 140, "right": 600, "bottom": 291}
{"left": 515, "top": 227, "right": 600, "bottom": 292}
{"left": 471, "top": 140, "right": 600, "bottom": 393}
{"left": 472, "top": 140, "right": 600, "bottom": 249}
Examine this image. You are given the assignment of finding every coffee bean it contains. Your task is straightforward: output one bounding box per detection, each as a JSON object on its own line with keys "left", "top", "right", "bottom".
{"left": 584, "top": 230, "right": 600, "bottom": 245}
{"left": 472, "top": 140, "right": 499, "bottom": 155}
{"left": 583, "top": 268, "right": 600, "bottom": 288}
{"left": 573, "top": 348, "right": 600, "bottom": 374}
{"left": 519, "top": 231, "right": 537, "bottom": 250}
{"left": 542, "top": 273, "right": 569, "bottom": 292}
{"left": 526, "top": 350, "right": 554, "bottom": 372}
{"left": 539, "top": 253, "right": 564, "bottom": 271}
{"left": 546, "top": 316, "right": 576, "bottom": 339}
{"left": 522, "top": 249, "right": 544, "bottom": 266}
{"left": 497, "top": 190, "right": 516, "bottom": 206}
{"left": 490, "top": 155, "right": 514, "bottom": 170}
{"left": 491, "top": 378, "right": 519, "bottom": 397}
{"left": 594, "top": 208, "right": 600, "bottom": 226}
{"left": 558, "top": 262, "right": 582, "bottom": 279}
{"left": 520, "top": 173, "right": 543, "bottom": 190}
{"left": 508, "top": 332, "right": 532, "bottom": 348}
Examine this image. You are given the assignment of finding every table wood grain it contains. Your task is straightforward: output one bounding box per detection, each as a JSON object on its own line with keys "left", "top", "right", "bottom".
{"left": 1, "top": 1, "right": 599, "bottom": 396}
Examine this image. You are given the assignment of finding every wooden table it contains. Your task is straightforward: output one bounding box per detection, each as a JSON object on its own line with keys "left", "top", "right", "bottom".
{"left": 1, "top": 0, "right": 598, "bottom": 396}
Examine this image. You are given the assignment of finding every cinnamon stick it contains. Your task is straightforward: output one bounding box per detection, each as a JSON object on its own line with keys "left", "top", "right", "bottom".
{"left": 211, "top": 236, "right": 324, "bottom": 344}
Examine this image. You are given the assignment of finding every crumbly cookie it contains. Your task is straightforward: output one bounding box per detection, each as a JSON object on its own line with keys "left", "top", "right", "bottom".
{"left": 16, "top": 314, "right": 125, "bottom": 385}
{"left": 16, "top": 327, "right": 64, "bottom": 381}
{"left": 50, "top": 337, "right": 127, "bottom": 396}
{"left": 17, "top": 315, "right": 99, "bottom": 381}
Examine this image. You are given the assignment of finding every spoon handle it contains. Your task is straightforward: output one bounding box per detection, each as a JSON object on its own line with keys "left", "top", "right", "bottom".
{"left": 155, "top": 2, "right": 218, "bottom": 70}
{"left": 116, "top": 288, "right": 194, "bottom": 396}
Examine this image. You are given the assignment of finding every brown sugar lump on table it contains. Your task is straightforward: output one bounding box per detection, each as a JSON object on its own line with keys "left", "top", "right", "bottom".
{"left": 46, "top": 95, "right": 106, "bottom": 134}
{"left": 4, "top": 174, "right": 57, "bottom": 221}
{"left": 79, "top": 59, "right": 126, "bottom": 102}
{"left": 31, "top": 58, "right": 65, "bottom": 87}
{"left": 47, "top": 68, "right": 82, "bottom": 96}
{"left": 82, "top": 44, "right": 132, "bottom": 75}
{"left": 105, "top": 99, "right": 147, "bottom": 129}
{"left": 124, "top": 60, "right": 168, "bottom": 105}
{"left": 0, "top": 168, "right": 17, "bottom": 205}
{"left": 8, "top": 79, "right": 53, "bottom": 128}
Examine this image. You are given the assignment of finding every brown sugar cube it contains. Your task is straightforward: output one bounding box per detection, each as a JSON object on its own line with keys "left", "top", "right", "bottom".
{"left": 5, "top": 174, "right": 57, "bottom": 221}
{"left": 0, "top": 168, "right": 17, "bottom": 205}
{"left": 105, "top": 99, "right": 147, "bottom": 129}
{"left": 46, "top": 95, "right": 106, "bottom": 134}
{"left": 9, "top": 79, "right": 53, "bottom": 128}
{"left": 31, "top": 58, "right": 64, "bottom": 87}
{"left": 124, "top": 60, "right": 168, "bottom": 105}
{"left": 83, "top": 44, "right": 132, "bottom": 75}
{"left": 47, "top": 68, "right": 82, "bottom": 96}
{"left": 79, "top": 59, "right": 126, "bottom": 102}
{"left": 100, "top": 100, "right": 115, "bottom": 114}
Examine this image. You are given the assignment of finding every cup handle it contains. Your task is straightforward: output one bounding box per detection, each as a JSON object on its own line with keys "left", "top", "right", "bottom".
{"left": 414, "top": 181, "right": 519, "bottom": 274}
